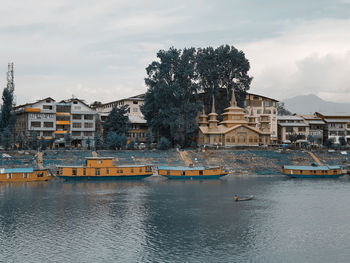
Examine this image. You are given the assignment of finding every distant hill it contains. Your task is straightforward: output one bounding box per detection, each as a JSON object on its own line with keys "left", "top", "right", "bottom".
{"left": 283, "top": 94, "right": 350, "bottom": 114}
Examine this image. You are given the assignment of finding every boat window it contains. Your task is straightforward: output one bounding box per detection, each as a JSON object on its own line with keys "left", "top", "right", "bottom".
{"left": 23, "top": 173, "right": 28, "bottom": 178}
{"left": 199, "top": 171, "right": 203, "bottom": 175}
{"left": 37, "top": 172, "right": 44, "bottom": 177}
{"left": 7, "top": 173, "right": 11, "bottom": 179}
{"left": 83, "top": 168, "right": 86, "bottom": 176}
{"left": 182, "top": 171, "right": 186, "bottom": 176}
{"left": 334, "top": 170, "right": 337, "bottom": 174}
{"left": 106, "top": 168, "right": 109, "bottom": 175}
{"left": 139, "top": 168, "right": 143, "bottom": 173}
{"left": 56, "top": 170, "right": 60, "bottom": 175}
{"left": 131, "top": 168, "right": 134, "bottom": 173}
{"left": 72, "top": 168, "right": 77, "bottom": 176}
{"left": 95, "top": 168, "right": 100, "bottom": 176}
{"left": 98, "top": 160, "right": 102, "bottom": 164}
{"left": 146, "top": 166, "right": 152, "bottom": 172}
{"left": 300, "top": 170, "right": 303, "bottom": 174}
{"left": 167, "top": 170, "right": 170, "bottom": 175}
{"left": 314, "top": 170, "right": 316, "bottom": 174}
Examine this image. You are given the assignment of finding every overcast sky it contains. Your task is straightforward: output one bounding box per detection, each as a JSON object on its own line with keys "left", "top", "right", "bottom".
{"left": 1, "top": 0, "right": 350, "bottom": 105}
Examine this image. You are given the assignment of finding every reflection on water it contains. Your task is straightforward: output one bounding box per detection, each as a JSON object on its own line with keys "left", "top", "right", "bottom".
{"left": 1, "top": 177, "right": 350, "bottom": 262}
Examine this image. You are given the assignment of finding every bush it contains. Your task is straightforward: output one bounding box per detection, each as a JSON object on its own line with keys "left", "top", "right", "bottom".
{"left": 157, "top": 137, "right": 171, "bottom": 150}
{"left": 106, "top": 132, "right": 127, "bottom": 150}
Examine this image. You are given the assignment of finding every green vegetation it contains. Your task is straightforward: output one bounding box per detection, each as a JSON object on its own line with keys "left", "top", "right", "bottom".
{"left": 142, "top": 45, "right": 252, "bottom": 147}
{"left": 0, "top": 87, "right": 16, "bottom": 148}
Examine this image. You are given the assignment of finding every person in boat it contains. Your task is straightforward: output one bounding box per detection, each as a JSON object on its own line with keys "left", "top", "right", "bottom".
{"left": 234, "top": 195, "right": 238, "bottom": 201}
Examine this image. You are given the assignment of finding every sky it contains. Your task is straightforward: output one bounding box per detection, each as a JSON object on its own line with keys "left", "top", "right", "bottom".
{"left": 1, "top": 0, "right": 350, "bottom": 105}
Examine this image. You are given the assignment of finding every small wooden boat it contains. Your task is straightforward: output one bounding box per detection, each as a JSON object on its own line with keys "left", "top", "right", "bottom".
{"left": 282, "top": 165, "right": 344, "bottom": 178}
{"left": 157, "top": 166, "right": 228, "bottom": 179}
{"left": 0, "top": 168, "right": 52, "bottom": 182}
{"left": 234, "top": 195, "right": 254, "bottom": 202}
{"left": 56, "top": 157, "right": 153, "bottom": 180}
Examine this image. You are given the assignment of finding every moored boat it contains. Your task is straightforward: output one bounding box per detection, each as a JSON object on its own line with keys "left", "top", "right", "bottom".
{"left": 0, "top": 168, "right": 52, "bottom": 182}
{"left": 157, "top": 165, "right": 228, "bottom": 179}
{"left": 56, "top": 157, "right": 153, "bottom": 180}
{"left": 282, "top": 165, "right": 344, "bottom": 178}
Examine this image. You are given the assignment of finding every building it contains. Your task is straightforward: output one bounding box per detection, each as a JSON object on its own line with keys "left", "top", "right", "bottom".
{"left": 244, "top": 93, "right": 278, "bottom": 144}
{"left": 277, "top": 116, "right": 309, "bottom": 144}
{"left": 14, "top": 97, "right": 97, "bottom": 147}
{"left": 197, "top": 91, "right": 271, "bottom": 146}
{"left": 299, "top": 114, "right": 325, "bottom": 145}
{"left": 315, "top": 112, "right": 350, "bottom": 144}
{"left": 95, "top": 94, "right": 147, "bottom": 142}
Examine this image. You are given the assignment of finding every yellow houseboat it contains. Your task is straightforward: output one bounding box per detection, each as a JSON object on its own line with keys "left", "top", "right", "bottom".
{"left": 282, "top": 165, "right": 344, "bottom": 178}
{"left": 56, "top": 157, "right": 153, "bottom": 180}
{"left": 0, "top": 168, "right": 51, "bottom": 182}
{"left": 157, "top": 166, "right": 228, "bottom": 179}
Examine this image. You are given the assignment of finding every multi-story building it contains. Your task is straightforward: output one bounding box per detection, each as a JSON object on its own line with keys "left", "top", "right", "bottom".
{"left": 14, "top": 97, "right": 96, "bottom": 147}
{"left": 277, "top": 116, "right": 309, "bottom": 144}
{"left": 315, "top": 112, "right": 350, "bottom": 144}
{"left": 299, "top": 114, "right": 325, "bottom": 145}
{"left": 95, "top": 94, "right": 147, "bottom": 142}
{"left": 197, "top": 91, "right": 271, "bottom": 146}
{"left": 244, "top": 93, "right": 279, "bottom": 144}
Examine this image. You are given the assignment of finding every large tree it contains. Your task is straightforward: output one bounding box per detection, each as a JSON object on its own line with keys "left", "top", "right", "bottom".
{"left": 103, "top": 105, "right": 129, "bottom": 140}
{"left": 196, "top": 45, "right": 252, "bottom": 116}
{"left": 142, "top": 47, "right": 201, "bottom": 146}
{"left": 0, "top": 88, "right": 16, "bottom": 131}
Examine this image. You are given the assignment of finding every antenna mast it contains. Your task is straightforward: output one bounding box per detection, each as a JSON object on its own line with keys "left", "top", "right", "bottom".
{"left": 7, "top": 62, "right": 14, "bottom": 93}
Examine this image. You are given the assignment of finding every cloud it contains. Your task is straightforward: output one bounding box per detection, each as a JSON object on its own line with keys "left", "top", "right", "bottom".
{"left": 242, "top": 19, "right": 350, "bottom": 102}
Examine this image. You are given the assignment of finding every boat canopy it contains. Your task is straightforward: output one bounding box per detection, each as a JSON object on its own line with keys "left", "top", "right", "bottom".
{"left": 283, "top": 165, "right": 341, "bottom": 171}
{"left": 0, "top": 168, "right": 34, "bottom": 174}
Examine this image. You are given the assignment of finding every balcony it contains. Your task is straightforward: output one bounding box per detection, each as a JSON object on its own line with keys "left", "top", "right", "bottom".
{"left": 26, "top": 108, "right": 41, "bottom": 113}
{"left": 56, "top": 120, "right": 70, "bottom": 125}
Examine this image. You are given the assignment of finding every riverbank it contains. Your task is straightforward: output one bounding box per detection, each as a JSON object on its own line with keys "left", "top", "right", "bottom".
{"left": 1, "top": 148, "right": 349, "bottom": 176}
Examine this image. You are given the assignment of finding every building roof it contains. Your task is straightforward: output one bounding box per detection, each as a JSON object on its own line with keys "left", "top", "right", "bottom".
{"left": 99, "top": 93, "right": 145, "bottom": 107}
{"left": 0, "top": 168, "right": 34, "bottom": 174}
{"left": 283, "top": 165, "right": 341, "bottom": 171}
{"left": 278, "top": 123, "right": 308, "bottom": 127}
{"left": 308, "top": 120, "right": 325, "bottom": 125}
{"left": 316, "top": 112, "right": 350, "bottom": 117}
{"left": 14, "top": 97, "right": 55, "bottom": 110}
{"left": 157, "top": 166, "right": 220, "bottom": 171}
{"left": 278, "top": 115, "right": 304, "bottom": 121}
{"left": 199, "top": 124, "right": 270, "bottom": 135}
{"left": 324, "top": 119, "right": 350, "bottom": 123}
{"left": 246, "top": 92, "right": 279, "bottom": 102}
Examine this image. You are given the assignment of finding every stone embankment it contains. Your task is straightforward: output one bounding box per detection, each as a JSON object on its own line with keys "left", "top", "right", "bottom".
{"left": 0, "top": 149, "right": 349, "bottom": 176}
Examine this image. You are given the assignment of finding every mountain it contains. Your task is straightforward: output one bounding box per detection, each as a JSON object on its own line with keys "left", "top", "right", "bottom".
{"left": 283, "top": 94, "right": 350, "bottom": 114}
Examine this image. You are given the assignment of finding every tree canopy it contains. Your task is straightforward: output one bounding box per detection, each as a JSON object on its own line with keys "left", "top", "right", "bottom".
{"left": 142, "top": 45, "right": 252, "bottom": 147}
{"left": 103, "top": 105, "right": 129, "bottom": 140}
{"left": 142, "top": 47, "right": 201, "bottom": 146}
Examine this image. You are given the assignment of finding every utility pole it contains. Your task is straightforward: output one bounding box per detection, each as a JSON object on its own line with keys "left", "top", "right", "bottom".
{"left": 7, "top": 62, "right": 14, "bottom": 94}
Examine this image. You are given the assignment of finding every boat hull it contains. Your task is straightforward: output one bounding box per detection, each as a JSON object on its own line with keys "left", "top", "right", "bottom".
{"left": 164, "top": 173, "right": 227, "bottom": 180}
{"left": 285, "top": 173, "right": 344, "bottom": 179}
{"left": 57, "top": 174, "right": 152, "bottom": 181}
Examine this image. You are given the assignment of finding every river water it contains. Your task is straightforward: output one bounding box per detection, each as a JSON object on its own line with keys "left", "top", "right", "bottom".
{"left": 1, "top": 175, "right": 350, "bottom": 263}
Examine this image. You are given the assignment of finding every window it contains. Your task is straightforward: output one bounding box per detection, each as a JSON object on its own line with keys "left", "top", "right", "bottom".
{"left": 46, "top": 99, "right": 51, "bottom": 103}
{"left": 83, "top": 169, "right": 86, "bottom": 176}
{"left": 167, "top": 170, "right": 170, "bottom": 175}
{"left": 72, "top": 114, "right": 82, "bottom": 120}
{"left": 43, "top": 105, "right": 52, "bottom": 110}
{"left": 44, "top": 122, "right": 53, "bottom": 128}
{"left": 106, "top": 168, "right": 109, "bottom": 175}
{"left": 133, "top": 101, "right": 138, "bottom": 104}
{"left": 298, "top": 127, "right": 306, "bottom": 132}
{"left": 133, "top": 108, "right": 138, "bottom": 112}
{"left": 139, "top": 168, "right": 142, "bottom": 173}
{"left": 182, "top": 171, "right": 186, "bottom": 176}
{"left": 23, "top": 173, "right": 28, "bottom": 178}
{"left": 73, "top": 106, "right": 81, "bottom": 110}
{"left": 7, "top": 173, "right": 11, "bottom": 179}
{"left": 84, "top": 115, "right": 93, "bottom": 120}
{"left": 73, "top": 122, "right": 82, "bottom": 128}
{"left": 84, "top": 123, "right": 93, "bottom": 128}
{"left": 37, "top": 172, "right": 44, "bottom": 178}
{"left": 131, "top": 168, "right": 134, "bottom": 173}
{"left": 31, "top": 121, "right": 41, "bottom": 128}
{"left": 84, "top": 131, "right": 93, "bottom": 136}
{"left": 72, "top": 131, "right": 81, "bottom": 136}
{"left": 72, "top": 168, "right": 77, "bottom": 176}
{"left": 95, "top": 168, "right": 100, "bottom": 176}
{"left": 199, "top": 170, "right": 203, "bottom": 175}
{"left": 43, "top": 131, "right": 52, "bottom": 136}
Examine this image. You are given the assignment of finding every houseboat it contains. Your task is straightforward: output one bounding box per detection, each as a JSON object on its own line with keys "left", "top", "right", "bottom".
{"left": 56, "top": 157, "right": 153, "bottom": 180}
{"left": 282, "top": 165, "right": 344, "bottom": 178}
{"left": 157, "top": 166, "right": 228, "bottom": 179}
{"left": 0, "top": 168, "right": 52, "bottom": 182}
